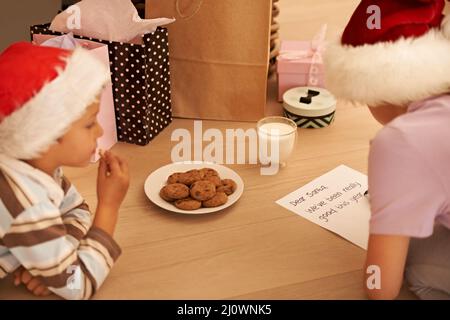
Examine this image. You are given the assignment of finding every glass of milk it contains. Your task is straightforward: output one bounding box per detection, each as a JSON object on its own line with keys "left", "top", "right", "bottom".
{"left": 257, "top": 116, "right": 297, "bottom": 168}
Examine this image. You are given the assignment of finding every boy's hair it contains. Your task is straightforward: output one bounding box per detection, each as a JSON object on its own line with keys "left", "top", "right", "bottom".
{"left": 0, "top": 42, "right": 109, "bottom": 160}
{"left": 325, "top": 0, "right": 450, "bottom": 107}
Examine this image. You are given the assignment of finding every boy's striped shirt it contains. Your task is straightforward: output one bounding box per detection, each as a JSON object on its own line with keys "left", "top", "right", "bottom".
{"left": 0, "top": 155, "right": 121, "bottom": 300}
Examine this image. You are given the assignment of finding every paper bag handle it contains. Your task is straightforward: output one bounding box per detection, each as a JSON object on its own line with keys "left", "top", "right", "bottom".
{"left": 175, "top": 0, "right": 204, "bottom": 20}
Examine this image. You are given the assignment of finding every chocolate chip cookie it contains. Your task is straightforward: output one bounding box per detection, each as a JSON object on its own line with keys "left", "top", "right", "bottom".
{"left": 159, "top": 188, "right": 175, "bottom": 202}
{"left": 202, "top": 192, "right": 228, "bottom": 208}
{"left": 190, "top": 180, "right": 216, "bottom": 201}
{"left": 167, "top": 172, "right": 183, "bottom": 184}
{"left": 217, "top": 179, "right": 237, "bottom": 196}
{"left": 178, "top": 170, "right": 202, "bottom": 186}
{"left": 174, "top": 197, "right": 202, "bottom": 210}
{"left": 199, "top": 168, "right": 219, "bottom": 179}
{"left": 161, "top": 183, "right": 190, "bottom": 201}
{"left": 203, "top": 175, "right": 222, "bottom": 187}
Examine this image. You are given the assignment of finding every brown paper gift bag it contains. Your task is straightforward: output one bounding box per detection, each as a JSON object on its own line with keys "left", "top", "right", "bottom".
{"left": 146, "top": 0, "right": 272, "bottom": 121}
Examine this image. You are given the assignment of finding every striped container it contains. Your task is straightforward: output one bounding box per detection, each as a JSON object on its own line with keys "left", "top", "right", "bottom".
{"left": 283, "top": 87, "right": 336, "bottom": 129}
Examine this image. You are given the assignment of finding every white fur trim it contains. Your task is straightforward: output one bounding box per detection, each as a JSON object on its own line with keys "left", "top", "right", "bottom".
{"left": 324, "top": 28, "right": 450, "bottom": 107}
{"left": 0, "top": 48, "right": 110, "bottom": 159}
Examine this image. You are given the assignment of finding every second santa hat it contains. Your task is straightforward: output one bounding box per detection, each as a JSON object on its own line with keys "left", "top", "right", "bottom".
{"left": 325, "top": 0, "right": 450, "bottom": 107}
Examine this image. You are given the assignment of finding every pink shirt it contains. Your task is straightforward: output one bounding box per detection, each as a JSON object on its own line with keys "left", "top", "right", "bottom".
{"left": 368, "top": 95, "right": 450, "bottom": 238}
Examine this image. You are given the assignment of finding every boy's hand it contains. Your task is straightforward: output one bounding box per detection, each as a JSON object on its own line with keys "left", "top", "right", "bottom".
{"left": 97, "top": 150, "right": 130, "bottom": 210}
{"left": 13, "top": 267, "right": 52, "bottom": 297}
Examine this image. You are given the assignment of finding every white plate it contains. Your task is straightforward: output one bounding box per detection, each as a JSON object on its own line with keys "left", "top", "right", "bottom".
{"left": 144, "top": 161, "right": 244, "bottom": 214}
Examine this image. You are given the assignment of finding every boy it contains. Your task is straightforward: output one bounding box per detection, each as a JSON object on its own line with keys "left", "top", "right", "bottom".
{"left": 325, "top": 0, "right": 450, "bottom": 299}
{"left": 0, "top": 42, "right": 129, "bottom": 299}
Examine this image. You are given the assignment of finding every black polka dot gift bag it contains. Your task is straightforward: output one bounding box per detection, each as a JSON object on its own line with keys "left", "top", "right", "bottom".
{"left": 30, "top": 24, "right": 172, "bottom": 146}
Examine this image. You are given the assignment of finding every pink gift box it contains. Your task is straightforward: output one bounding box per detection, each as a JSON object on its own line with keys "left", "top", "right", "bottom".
{"left": 277, "top": 40, "right": 326, "bottom": 102}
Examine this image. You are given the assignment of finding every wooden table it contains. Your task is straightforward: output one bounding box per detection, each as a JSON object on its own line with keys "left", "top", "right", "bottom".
{"left": 0, "top": 0, "right": 418, "bottom": 301}
{"left": 0, "top": 89, "right": 416, "bottom": 299}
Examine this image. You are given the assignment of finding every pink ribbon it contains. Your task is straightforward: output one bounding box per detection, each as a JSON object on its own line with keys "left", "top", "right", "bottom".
{"left": 278, "top": 49, "right": 315, "bottom": 61}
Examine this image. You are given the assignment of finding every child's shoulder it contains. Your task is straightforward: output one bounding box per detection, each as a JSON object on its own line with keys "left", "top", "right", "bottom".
{"left": 395, "top": 95, "right": 450, "bottom": 129}
{"left": 374, "top": 96, "right": 450, "bottom": 150}
{"left": 0, "top": 166, "right": 67, "bottom": 232}
{"left": 0, "top": 166, "right": 51, "bottom": 212}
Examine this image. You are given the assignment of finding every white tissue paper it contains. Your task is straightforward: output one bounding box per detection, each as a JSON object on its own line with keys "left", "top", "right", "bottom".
{"left": 50, "top": 0, "right": 175, "bottom": 43}
{"left": 40, "top": 33, "right": 79, "bottom": 50}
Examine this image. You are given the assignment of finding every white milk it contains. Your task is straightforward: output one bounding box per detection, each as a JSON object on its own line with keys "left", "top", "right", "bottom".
{"left": 258, "top": 122, "right": 296, "bottom": 165}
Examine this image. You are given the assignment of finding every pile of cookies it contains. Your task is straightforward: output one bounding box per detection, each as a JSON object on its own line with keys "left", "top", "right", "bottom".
{"left": 159, "top": 168, "right": 237, "bottom": 211}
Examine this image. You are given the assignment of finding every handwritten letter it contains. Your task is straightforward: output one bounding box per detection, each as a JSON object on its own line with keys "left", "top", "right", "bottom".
{"left": 276, "top": 165, "right": 370, "bottom": 249}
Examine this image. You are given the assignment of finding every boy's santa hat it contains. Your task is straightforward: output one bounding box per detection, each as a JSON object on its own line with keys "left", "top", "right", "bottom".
{"left": 325, "top": 0, "right": 450, "bottom": 107}
{"left": 0, "top": 42, "right": 109, "bottom": 160}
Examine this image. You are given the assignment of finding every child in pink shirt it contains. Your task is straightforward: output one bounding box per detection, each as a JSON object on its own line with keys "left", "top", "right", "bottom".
{"left": 326, "top": 0, "right": 450, "bottom": 299}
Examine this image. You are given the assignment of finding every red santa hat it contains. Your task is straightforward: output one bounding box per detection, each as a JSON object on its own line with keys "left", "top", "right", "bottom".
{"left": 0, "top": 42, "right": 110, "bottom": 159}
{"left": 325, "top": 0, "right": 450, "bottom": 107}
